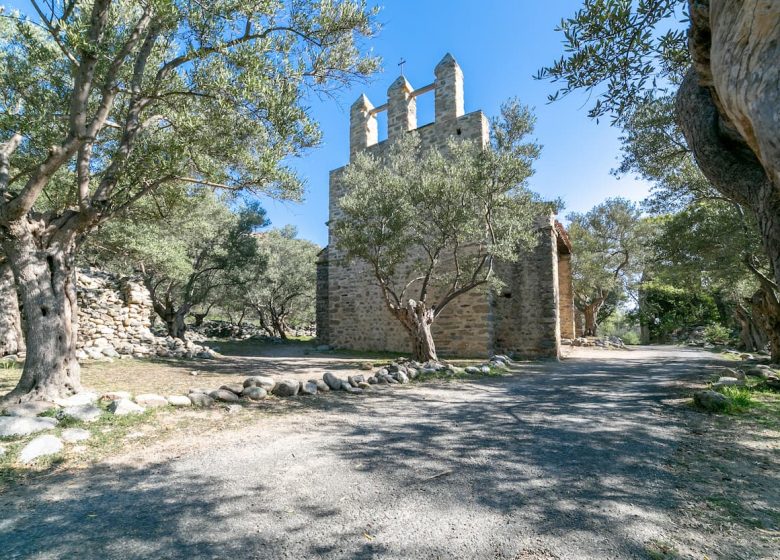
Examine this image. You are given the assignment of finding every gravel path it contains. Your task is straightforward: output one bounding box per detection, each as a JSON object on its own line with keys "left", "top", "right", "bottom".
{"left": 1, "top": 346, "right": 718, "bottom": 559}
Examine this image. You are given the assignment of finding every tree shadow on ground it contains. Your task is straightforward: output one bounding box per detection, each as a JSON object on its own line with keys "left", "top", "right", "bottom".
{"left": 2, "top": 349, "right": 772, "bottom": 559}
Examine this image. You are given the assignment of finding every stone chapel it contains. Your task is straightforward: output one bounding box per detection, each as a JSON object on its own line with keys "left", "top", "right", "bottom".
{"left": 316, "top": 54, "right": 575, "bottom": 358}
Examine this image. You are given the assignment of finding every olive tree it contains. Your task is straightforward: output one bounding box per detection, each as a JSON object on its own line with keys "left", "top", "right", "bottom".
{"left": 567, "top": 198, "right": 644, "bottom": 336}
{"left": 245, "top": 226, "right": 318, "bottom": 339}
{"left": 95, "top": 189, "right": 267, "bottom": 339}
{"left": 617, "top": 95, "right": 780, "bottom": 358}
{"left": 332, "top": 100, "right": 544, "bottom": 362}
{"left": 539, "top": 0, "right": 780, "bottom": 343}
{"left": 0, "top": 0, "right": 378, "bottom": 403}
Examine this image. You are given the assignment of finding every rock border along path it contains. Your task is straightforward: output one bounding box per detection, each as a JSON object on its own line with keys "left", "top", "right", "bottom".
{"left": 1, "top": 346, "right": 753, "bottom": 559}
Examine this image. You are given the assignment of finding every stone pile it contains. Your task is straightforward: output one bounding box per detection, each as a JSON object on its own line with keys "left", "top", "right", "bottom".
{"left": 76, "top": 268, "right": 218, "bottom": 362}
{"left": 182, "top": 354, "right": 512, "bottom": 402}
{"left": 0, "top": 354, "right": 514, "bottom": 465}
{"left": 564, "top": 336, "right": 626, "bottom": 349}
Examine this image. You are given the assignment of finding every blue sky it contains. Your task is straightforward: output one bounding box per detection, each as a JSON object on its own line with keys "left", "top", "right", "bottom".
{"left": 7, "top": 0, "right": 652, "bottom": 246}
{"left": 261, "top": 0, "right": 653, "bottom": 246}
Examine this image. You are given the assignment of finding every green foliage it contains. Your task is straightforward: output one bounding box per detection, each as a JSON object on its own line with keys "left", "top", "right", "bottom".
{"left": 638, "top": 282, "right": 723, "bottom": 342}
{"left": 717, "top": 386, "right": 755, "bottom": 413}
{"left": 332, "top": 98, "right": 545, "bottom": 315}
{"left": 703, "top": 323, "right": 731, "bottom": 345}
{"left": 621, "top": 331, "right": 640, "bottom": 345}
{"left": 91, "top": 188, "right": 267, "bottom": 332}
{"left": 615, "top": 95, "right": 717, "bottom": 213}
{"left": 0, "top": 0, "right": 379, "bottom": 220}
{"left": 538, "top": 0, "right": 688, "bottom": 123}
{"left": 648, "top": 200, "right": 764, "bottom": 291}
{"left": 598, "top": 308, "right": 640, "bottom": 343}
{"left": 567, "top": 197, "right": 646, "bottom": 311}
{"left": 243, "top": 226, "right": 320, "bottom": 336}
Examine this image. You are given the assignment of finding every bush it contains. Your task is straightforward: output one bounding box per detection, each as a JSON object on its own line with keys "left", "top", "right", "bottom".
{"left": 639, "top": 283, "right": 725, "bottom": 343}
{"left": 621, "top": 331, "right": 640, "bottom": 345}
{"left": 704, "top": 323, "right": 731, "bottom": 345}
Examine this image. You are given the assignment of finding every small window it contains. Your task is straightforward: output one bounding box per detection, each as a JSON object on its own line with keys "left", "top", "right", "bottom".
{"left": 456, "top": 128, "right": 462, "bottom": 135}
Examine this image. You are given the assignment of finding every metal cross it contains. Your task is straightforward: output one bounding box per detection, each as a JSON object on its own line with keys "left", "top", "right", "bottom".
{"left": 398, "top": 58, "right": 407, "bottom": 75}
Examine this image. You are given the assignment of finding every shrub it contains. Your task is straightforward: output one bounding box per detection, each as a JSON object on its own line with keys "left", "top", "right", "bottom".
{"left": 717, "top": 386, "right": 755, "bottom": 410}
{"left": 704, "top": 323, "right": 731, "bottom": 345}
{"left": 639, "top": 283, "right": 724, "bottom": 342}
{"left": 621, "top": 331, "right": 640, "bottom": 345}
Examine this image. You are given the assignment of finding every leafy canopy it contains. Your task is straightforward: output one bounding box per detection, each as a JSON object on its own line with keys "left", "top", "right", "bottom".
{"left": 567, "top": 197, "right": 646, "bottom": 307}
{"left": 246, "top": 226, "right": 319, "bottom": 332}
{"left": 94, "top": 188, "right": 267, "bottom": 311}
{"left": 0, "top": 0, "right": 379, "bottom": 225}
{"left": 332, "top": 99, "right": 546, "bottom": 314}
{"left": 537, "top": 0, "right": 688, "bottom": 123}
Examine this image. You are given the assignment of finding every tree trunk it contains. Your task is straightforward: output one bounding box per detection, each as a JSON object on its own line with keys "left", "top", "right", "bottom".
{"left": 735, "top": 302, "right": 768, "bottom": 352}
{"left": 192, "top": 312, "right": 207, "bottom": 328}
{"left": 676, "top": 67, "right": 780, "bottom": 357}
{"left": 392, "top": 300, "right": 437, "bottom": 362}
{"left": 410, "top": 319, "right": 437, "bottom": 363}
{"left": 0, "top": 260, "right": 24, "bottom": 356}
{"left": 0, "top": 223, "right": 81, "bottom": 404}
{"left": 271, "top": 309, "right": 289, "bottom": 340}
{"left": 146, "top": 280, "right": 190, "bottom": 340}
{"left": 582, "top": 300, "right": 603, "bottom": 337}
{"left": 164, "top": 307, "right": 188, "bottom": 340}
{"left": 750, "top": 288, "right": 780, "bottom": 363}
{"left": 691, "top": 0, "right": 780, "bottom": 190}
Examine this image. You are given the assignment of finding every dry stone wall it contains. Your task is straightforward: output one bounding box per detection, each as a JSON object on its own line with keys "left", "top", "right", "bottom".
{"left": 0, "top": 267, "right": 213, "bottom": 361}
{"left": 76, "top": 268, "right": 217, "bottom": 361}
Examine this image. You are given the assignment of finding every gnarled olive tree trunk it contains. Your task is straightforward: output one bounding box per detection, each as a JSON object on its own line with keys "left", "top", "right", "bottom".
{"left": 391, "top": 299, "right": 437, "bottom": 362}
{"left": 694, "top": 0, "right": 780, "bottom": 190}
{"left": 154, "top": 300, "right": 190, "bottom": 340}
{"left": 0, "top": 259, "right": 24, "bottom": 356}
{"left": 734, "top": 301, "right": 769, "bottom": 353}
{"left": 681, "top": 1, "right": 780, "bottom": 359}
{"left": 143, "top": 277, "right": 192, "bottom": 340}
{"left": 581, "top": 300, "right": 603, "bottom": 337}
{"left": 750, "top": 288, "right": 780, "bottom": 363}
{"left": 0, "top": 218, "right": 81, "bottom": 404}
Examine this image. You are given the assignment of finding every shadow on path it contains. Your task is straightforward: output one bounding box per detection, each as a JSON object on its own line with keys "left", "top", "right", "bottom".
{"left": 0, "top": 347, "right": 728, "bottom": 559}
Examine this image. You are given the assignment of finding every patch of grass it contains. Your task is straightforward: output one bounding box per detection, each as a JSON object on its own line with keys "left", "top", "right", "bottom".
{"left": 710, "top": 377, "right": 780, "bottom": 417}
{"left": 644, "top": 539, "right": 680, "bottom": 559}
{"left": 0, "top": 403, "right": 163, "bottom": 489}
{"left": 286, "top": 335, "right": 315, "bottom": 342}
{"left": 706, "top": 495, "right": 768, "bottom": 529}
{"left": 717, "top": 386, "right": 755, "bottom": 412}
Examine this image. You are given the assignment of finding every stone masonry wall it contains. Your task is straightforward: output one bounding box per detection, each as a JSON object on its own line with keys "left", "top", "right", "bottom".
{"left": 557, "top": 253, "right": 576, "bottom": 340}
{"left": 316, "top": 250, "right": 330, "bottom": 343}
{"left": 323, "top": 54, "right": 563, "bottom": 358}
{"left": 0, "top": 268, "right": 217, "bottom": 362}
{"left": 327, "top": 109, "right": 492, "bottom": 357}
{"left": 76, "top": 268, "right": 217, "bottom": 361}
{"left": 492, "top": 220, "right": 561, "bottom": 359}
{"left": 75, "top": 268, "right": 157, "bottom": 359}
